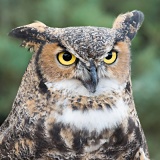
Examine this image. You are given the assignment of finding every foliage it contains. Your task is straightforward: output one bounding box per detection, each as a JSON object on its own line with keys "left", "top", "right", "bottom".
{"left": 0, "top": 0, "right": 159, "bottom": 159}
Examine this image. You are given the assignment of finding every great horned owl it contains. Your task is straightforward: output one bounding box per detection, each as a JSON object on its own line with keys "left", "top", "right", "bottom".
{"left": 0, "top": 10, "right": 149, "bottom": 160}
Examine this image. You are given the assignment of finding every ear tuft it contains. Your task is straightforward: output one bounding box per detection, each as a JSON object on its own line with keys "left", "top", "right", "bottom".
{"left": 113, "top": 10, "right": 144, "bottom": 41}
{"left": 9, "top": 21, "right": 47, "bottom": 42}
{"left": 9, "top": 21, "right": 48, "bottom": 53}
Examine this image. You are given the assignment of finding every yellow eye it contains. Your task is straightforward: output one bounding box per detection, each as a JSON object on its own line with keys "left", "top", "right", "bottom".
{"left": 104, "top": 51, "right": 117, "bottom": 64}
{"left": 57, "top": 51, "right": 76, "bottom": 66}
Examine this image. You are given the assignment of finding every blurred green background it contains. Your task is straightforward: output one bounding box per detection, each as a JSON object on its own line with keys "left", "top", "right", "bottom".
{"left": 0, "top": 0, "right": 159, "bottom": 159}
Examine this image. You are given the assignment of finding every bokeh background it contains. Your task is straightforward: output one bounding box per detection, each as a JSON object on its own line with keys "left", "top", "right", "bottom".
{"left": 0, "top": 0, "right": 159, "bottom": 159}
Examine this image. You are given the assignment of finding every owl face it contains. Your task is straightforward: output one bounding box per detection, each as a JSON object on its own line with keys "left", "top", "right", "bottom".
{"left": 9, "top": 10, "right": 144, "bottom": 95}
{"left": 39, "top": 39, "right": 130, "bottom": 95}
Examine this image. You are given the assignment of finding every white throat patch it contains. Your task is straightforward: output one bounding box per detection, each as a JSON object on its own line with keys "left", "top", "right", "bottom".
{"left": 54, "top": 98, "right": 129, "bottom": 133}
{"left": 45, "top": 78, "right": 128, "bottom": 133}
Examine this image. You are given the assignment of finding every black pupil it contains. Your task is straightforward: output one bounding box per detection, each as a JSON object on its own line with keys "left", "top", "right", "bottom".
{"left": 63, "top": 52, "right": 72, "bottom": 61}
{"left": 106, "top": 52, "right": 112, "bottom": 59}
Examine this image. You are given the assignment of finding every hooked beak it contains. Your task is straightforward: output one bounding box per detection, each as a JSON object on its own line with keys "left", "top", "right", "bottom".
{"left": 83, "top": 60, "right": 98, "bottom": 93}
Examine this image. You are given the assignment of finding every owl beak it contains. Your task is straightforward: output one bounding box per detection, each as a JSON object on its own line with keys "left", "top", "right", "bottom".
{"left": 83, "top": 60, "right": 98, "bottom": 93}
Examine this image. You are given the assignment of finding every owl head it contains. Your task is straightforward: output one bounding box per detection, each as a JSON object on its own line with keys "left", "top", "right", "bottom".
{"left": 9, "top": 10, "right": 144, "bottom": 95}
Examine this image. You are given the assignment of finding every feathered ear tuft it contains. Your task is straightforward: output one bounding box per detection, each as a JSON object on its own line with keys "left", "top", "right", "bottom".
{"left": 9, "top": 21, "right": 48, "bottom": 53}
{"left": 113, "top": 10, "right": 144, "bottom": 41}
